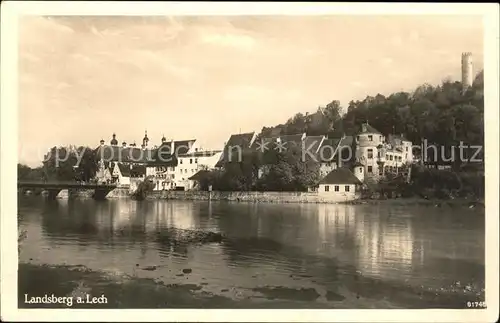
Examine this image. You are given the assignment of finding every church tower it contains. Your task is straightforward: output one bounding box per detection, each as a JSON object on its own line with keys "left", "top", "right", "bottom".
{"left": 142, "top": 130, "right": 149, "bottom": 148}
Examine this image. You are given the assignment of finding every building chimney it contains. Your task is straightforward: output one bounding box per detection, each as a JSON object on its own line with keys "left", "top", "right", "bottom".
{"left": 362, "top": 124, "right": 367, "bottom": 132}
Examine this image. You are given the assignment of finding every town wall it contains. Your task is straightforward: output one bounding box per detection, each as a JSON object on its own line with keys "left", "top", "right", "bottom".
{"left": 146, "top": 190, "right": 361, "bottom": 204}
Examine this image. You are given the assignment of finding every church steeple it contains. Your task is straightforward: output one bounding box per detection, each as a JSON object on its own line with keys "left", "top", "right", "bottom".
{"left": 110, "top": 133, "right": 118, "bottom": 146}
{"left": 142, "top": 130, "right": 149, "bottom": 147}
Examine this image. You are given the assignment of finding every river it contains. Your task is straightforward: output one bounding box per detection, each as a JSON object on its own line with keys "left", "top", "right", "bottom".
{"left": 18, "top": 197, "right": 485, "bottom": 309}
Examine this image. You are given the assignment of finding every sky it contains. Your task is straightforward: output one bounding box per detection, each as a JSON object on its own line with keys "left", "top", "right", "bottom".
{"left": 18, "top": 15, "right": 483, "bottom": 167}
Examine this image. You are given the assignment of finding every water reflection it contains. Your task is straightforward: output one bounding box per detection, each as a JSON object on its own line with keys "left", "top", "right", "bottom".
{"left": 18, "top": 197, "right": 484, "bottom": 300}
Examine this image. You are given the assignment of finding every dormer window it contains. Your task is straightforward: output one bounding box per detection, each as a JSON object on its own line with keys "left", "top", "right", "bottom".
{"left": 368, "top": 135, "right": 373, "bottom": 141}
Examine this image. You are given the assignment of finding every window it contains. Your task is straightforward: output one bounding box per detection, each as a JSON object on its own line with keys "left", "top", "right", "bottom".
{"left": 390, "top": 155, "right": 393, "bottom": 161}
{"left": 399, "top": 156, "right": 402, "bottom": 162}
{"left": 386, "top": 154, "right": 388, "bottom": 159}
{"left": 180, "top": 159, "right": 183, "bottom": 164}
{"left": 325, "top": 185, "right": 329, "bottom": 192}
{"left": 367, "top": 149, "right": 373, "bottom": 159}
{"left": 190, "top": 159, "right": 193, "bottom": 164}
{"left": 360, "top": 167, "right": 363, "bottom": 173}
{"left": 356, "top": 136, "right": 360, "bottom": 141}
{"left": 345, "top": 185, "right": 350, "bottom": 192}
{"left": 368, "top": 166, "right": 373, "bottom": 173}
{"left": 195, "top": 148, "right": 198, "bottom": 152}
{"left": 406, "top": 146, "right": 409, "bottom": 152}
{"left": 379, "top": 136, "right": 382, "bottom": 141}
{"left": 195, "top": 159, "right": 198, "bottom": 163}
{"left": 368, "top": 135, "right": 373, "bottom": 141}
{"left": 334, "top": 185, "right": 340, "bottom": 192}
{"left": 172, "top": 174, "right": 175, "bottom": 179}
{"left": 405, "top": 153, "right": 408, "bottom": 159}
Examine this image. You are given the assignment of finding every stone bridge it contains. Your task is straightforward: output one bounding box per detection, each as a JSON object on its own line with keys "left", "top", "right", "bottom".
{"left": 17, "top": 181, "right": 117, "bottom": 200}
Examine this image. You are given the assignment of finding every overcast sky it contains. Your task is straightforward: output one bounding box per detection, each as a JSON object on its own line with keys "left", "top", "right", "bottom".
{"left": 18, "top": 15, "right": 483, "bottom": 166}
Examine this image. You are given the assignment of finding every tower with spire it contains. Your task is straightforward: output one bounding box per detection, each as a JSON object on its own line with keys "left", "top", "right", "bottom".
{"left": 110, "top": 133, "right": 118, "bottom": 146}
{"left": 142, "top": 130, "right": 149, "bottom": 148}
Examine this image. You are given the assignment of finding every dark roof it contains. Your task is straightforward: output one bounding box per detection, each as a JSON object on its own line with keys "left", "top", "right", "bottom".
{"left": 303, "top": 135, "right": 325, "bottom": 154}
{"left": 157, "top": 139, "right": 196, "bottom": 155}
{"left": 95, "top": 145, "right": 177, "bottom": 167}
{"left": 215, "top": 132, "right": 255, "bottom": 167}
{"left": 280, "top": 133, "right": 305, "bottom": 148}
{"left": 387, "top": 133, "right": 410, "bottom": 145}
{"left": 318, "top": 138, "right": 341, "bottom": 161}
{"left": 339, "top": 135, "right": 353, "bottom": 147}
{"left": 319, "top": 168, "right": 362, "bottom": 185}
{"left": 315, "top": 135, "right": 354, "bottom": 162}
{"left": 359, "top": 123, "right": 382, "bottom": 135}
{"left": 188, "top": 170, "right": 211, "bottom": 181}
{"left": 95, "top": 145, "right": 155, "bottom": 163}
{"left": 179, "top": 150, "right": 222, "bottom": 158}
{"left": 116, "top": 163, "right": 131, "bottom": 177}
{"left": 130, "top": 164, "right": 146, "bottom": 177}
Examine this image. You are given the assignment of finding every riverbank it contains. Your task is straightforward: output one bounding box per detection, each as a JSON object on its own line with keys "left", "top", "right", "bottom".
{"left": 146, "top": 190, "right": 360, "bottom": 204}
{"left": 142, "top": 190, "right": 483, "bottom": 210}
{"left": 18, "top": 262, "right": 484, "bottom": 309}
{"left": 343, "top": 197, "right": 485, "bottom": 209}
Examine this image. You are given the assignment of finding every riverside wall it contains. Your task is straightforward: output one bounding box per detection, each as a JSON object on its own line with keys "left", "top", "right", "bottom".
{"left": 146, "top": 190, "right": 361, "bottom": 204}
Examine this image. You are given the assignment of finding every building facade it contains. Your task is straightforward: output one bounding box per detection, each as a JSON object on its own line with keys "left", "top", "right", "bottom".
{"left": 354, "top": 123, "right": 413, "bottom": 182}
{"left": 317, "top": 168, "right": 363, "bottom": 202}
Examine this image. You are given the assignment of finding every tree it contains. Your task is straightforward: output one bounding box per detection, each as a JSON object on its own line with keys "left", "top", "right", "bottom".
{"left": 41, "top": 146, "right": 98, "bottom": 182}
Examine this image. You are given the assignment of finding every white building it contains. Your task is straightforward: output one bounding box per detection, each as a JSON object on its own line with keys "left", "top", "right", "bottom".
{"left": 354, "top": 123, "right": 413, "bottom": 181}
{"left": 111, "top": 163, "right": 131, "bottom": 187}
{"left": 317, "top": 168, "right": 363, "bottom": 202}
{"left": 147, "top": 137, "right": 222, "bottom": 191}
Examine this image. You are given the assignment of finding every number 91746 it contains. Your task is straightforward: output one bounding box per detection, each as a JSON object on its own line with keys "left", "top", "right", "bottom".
{"left": 466, "top": 301, "right": 486, "bottom": 308}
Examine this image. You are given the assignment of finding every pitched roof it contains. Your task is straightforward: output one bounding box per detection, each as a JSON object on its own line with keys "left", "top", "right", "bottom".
{"left": 130, "top": 164, "right": 146, "bottom": 177}
{"left": 179, "top": 150, "right": 222, "bottom": 158}
{"left": 359, "top": 123, "right": 382, "bottom": 135}
{"left": 279, "top": 133, "right": 305, "bottom": 148}
{"left": 303, "top": 135, "right": 325, "bottom": 154}
{"left": 95, "top": 145, "right": 177, "bottom": 166}
{"left": 188, "top": 170, "right": 211, "bottom": 181}
{"left": 215, "top": 132, "right": 255, "bottom": 167}
{"left": 318, "top": 138, "right": 341, "bottom": 161}
{"left": 319, "top": 168, "right": 362, "bottom": 185}
{"left": 95, "top": 145, "right": 156, "bottom": 163}
{"left": 339, "top": 135, "right": 354, "bottom": 147}
{"left": 387, "top": 133, "right": 410, "bottom": 145}
{"left": 116, "top": 163, "right": 131, "bottom": 177}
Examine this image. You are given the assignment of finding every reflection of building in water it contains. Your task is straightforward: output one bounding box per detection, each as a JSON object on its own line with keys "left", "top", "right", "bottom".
{"left": 164, "top": 202, "right": 196, "bottom": 230}
{"left": 317, "top": 204, "right": 356, "bottom": 242}
{"left": 354, "top": 213, "right": 417, "bottom": 279}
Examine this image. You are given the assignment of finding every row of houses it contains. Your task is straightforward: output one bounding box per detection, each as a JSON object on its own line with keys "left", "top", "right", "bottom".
{"left": 93, "top": 122, "right": 418, "bottom": 202}
{"left": 94, "top": 133, "right": 222, "bottom": 191}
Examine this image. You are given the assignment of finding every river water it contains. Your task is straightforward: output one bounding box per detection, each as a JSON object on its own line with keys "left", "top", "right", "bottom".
{"left": 18, "top": 197, "right": 485, "bottom": 308}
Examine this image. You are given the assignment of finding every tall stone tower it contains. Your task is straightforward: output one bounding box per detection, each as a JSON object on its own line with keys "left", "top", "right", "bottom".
{"left": 461, "top": 52, "right": 473, "bottom": 90}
